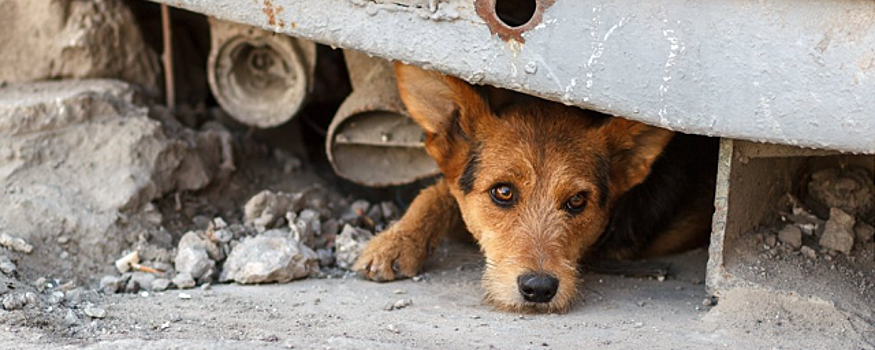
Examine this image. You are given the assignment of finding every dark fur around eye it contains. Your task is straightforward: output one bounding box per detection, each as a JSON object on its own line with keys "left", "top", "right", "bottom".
{"left": 489, "top": 184, "right": 517, "bottom": 208}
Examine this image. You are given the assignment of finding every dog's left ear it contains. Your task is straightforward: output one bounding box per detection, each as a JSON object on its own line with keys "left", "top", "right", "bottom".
{"left": 396, "top": 63, "right": 490, "bottom": 176}
{"left": 395, "top": 63, "right": 489, "bottom": 137}
{"left": 600, "top": 118, "right": 675, "bottom": 194}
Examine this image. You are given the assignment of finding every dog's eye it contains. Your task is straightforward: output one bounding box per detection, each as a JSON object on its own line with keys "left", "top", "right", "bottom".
{"left": 489, "top": 184, "right": 516, "bottom": 207}
{"left": 564, "top": 191, "right": 588, "bottom": 214}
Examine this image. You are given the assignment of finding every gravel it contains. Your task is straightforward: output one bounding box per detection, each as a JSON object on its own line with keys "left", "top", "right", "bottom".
{"left": 385, "top": 299, "right": 412, "bottom": 311}
{"left": 83, "top": 306, "right": 107, "bottom": 319}
{"left": 0, "top": 233, "right": 33, "bottom": 254}
{"left": 64, "top": 309, "right": 80, "bottom": 325}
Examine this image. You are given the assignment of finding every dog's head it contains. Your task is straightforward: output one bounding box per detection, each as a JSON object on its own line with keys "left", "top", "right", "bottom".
{"left": 396, "top": 64, "right": 673, "bottom": 313}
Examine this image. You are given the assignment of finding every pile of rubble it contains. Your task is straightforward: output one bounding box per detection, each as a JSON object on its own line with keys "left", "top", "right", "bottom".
{"left": 99, "top": 189, "right": 400, "bottom": 294}
{"left": 759, "top": 167, "right": 875, "bottom": 261}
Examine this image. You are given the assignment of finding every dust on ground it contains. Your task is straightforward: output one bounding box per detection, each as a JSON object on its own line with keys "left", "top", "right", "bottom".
{"left": 0, "top": 79, "right": 871, "bottom": 349}
{"left": 3, "top": 244, "right": 871, "bottom": 350}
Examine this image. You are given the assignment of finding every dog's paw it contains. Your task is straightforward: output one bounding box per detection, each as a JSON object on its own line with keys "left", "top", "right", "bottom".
{"left": 354, "top": 229, "right": 428, "bottom": 282}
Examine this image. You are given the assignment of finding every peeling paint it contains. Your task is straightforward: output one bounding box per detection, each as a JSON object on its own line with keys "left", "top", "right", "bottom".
{"left": 348, "top": 0, "right": 463, "bottom": 22}
{"left": 657, "top": 26, "right": 684, "bottom": 126}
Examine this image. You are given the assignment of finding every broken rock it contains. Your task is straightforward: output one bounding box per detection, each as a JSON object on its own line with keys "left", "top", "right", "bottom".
{"left": 172, "top": 273, "right": 196, "bottom": 290}
{"left": 64, "top": 309, "right": 80, "bottom": 325}
{"left": 290, "top": 209, "right": 321, "bottom": 248}
{"left": 335, "top": 225, "right": 374, "bottom": 270}
{"left": 316, "top": 249, "right": 335, "bottom": 267}
{"left": 808, "top": 168, "right": 874, "bottom": 219}
{"left": 128, "top": 272, "right": 157, "bottom": 292}
{"left": 0, "top": 233, "right": 33, "bottom": 254}
{"left": 2, "top": 293, "right": 27, "bottom": 310}
{"left": 800, "top": 246, "right": 817, "bottom": 260}
{"left": 0, "top": 80, "right": 222, "bottom": 277}
{"left": 0, "top": 255, "right": 16, "bottom": 275}
{"left": 380, "top": 202, "right": 400, "bottom": 221}
{"left": 244, "top": 190, "right": 312, "bottom": 229}
{"left": 820, "top": 208, "right": 855, "bottom": 255}
{"left": 220, "top": 230, "right": 319, "bottom": 284}
{"left": 151, "top": 278, "right": 171, "bottom": 292}
{"left": 778, "top": 225, "right": 803, "bottom": 250}
{"left": 0, "top": 0, "right": 160, "bottom": 92}
{"left": 84, "top": 306, "right": 107, "bottom": 319}
{"left": 99, "top": 275, "right": 125, "bottom": 294}
{"left": 855, "top": 221, "right": 874, "bottom": 243}
{"left": 174, "top": 231, "right": 219, "bottom": 280}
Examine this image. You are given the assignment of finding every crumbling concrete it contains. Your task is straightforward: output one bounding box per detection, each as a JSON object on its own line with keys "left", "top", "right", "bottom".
{"left": 244, "top": 190, "right": 312, "bottom": 230}
{"left": 777, "top": 225, "right": 802, "bottom": 250}
{"left": 174, "top": 231, "right": 219, "bottom": 281}
{"left": 820, "top": 208, "right": 856, "bottom": 255}
{"left": 855, "top": 222, "right": 875, "bottom": 244}
{"left": 0, "top": 0, "right": 161, "bottom": 94}
{"left": 220, "top": 230, "right": 320, "bottom": 284}
{"left": 808, "top": 167, "right": 874, "bottom": 221}
{"left": 0, "top": 80, "right": 223, "bottom": 276}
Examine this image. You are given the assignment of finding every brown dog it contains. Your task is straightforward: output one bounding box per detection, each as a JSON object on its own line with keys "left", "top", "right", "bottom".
{"left": 354, "top": 64, "right": 717, "bottom": 313}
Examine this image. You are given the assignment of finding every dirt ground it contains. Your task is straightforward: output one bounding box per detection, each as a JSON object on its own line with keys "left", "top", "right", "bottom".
{"left": 0, "top": 86, "right": 871, "bottom": 348}
{"left": 0, "top": 75, "right": 871, "bottom": 350}
{"left": 0, "top": 240, "right": 870, "bottom": 350}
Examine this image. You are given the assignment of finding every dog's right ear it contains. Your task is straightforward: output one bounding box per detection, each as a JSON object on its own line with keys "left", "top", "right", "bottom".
{"left": 395, "top": 63, "right": 488, "bottom": 139}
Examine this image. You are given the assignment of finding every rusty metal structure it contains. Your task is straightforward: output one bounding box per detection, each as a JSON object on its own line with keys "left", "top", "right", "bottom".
{"left": 150, "top": 0, "right": 875, "bottom": 322}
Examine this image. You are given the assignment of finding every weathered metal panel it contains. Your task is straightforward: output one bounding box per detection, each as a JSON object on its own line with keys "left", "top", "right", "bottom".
{"left": 150, "top": 0, "right": 875, "bottom": 154}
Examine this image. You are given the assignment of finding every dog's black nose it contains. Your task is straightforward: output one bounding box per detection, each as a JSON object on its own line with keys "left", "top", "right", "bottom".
{"left": 517, "top": 273, "right": 559, "bottom": 303}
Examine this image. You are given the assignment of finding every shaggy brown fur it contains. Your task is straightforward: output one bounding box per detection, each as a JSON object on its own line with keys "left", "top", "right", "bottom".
{"left": 354, "top": 64, "right": 716, "bottom": 313}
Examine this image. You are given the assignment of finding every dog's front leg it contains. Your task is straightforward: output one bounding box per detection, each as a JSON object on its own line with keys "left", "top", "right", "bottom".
{"left": 354, "top": 179, "right": 460, "bottom": 281}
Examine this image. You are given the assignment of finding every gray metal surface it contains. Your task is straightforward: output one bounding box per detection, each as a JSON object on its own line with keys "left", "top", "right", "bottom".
{"left": 150, "top": 0, "right": 875, "bottom": 154}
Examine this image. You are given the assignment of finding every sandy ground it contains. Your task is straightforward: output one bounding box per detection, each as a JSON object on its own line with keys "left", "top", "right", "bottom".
{"left": 1, "top": 241, "right": 870, "bottom": 350}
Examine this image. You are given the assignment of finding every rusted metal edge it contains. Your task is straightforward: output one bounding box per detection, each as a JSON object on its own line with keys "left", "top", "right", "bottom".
{"left": 474, "top": 0, "right": 556, "bottom": 43}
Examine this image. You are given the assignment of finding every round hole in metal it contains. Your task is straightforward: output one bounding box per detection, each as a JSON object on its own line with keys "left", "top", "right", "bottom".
{"left": 494, "top": 0, "right": 537, "bottom": 28}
